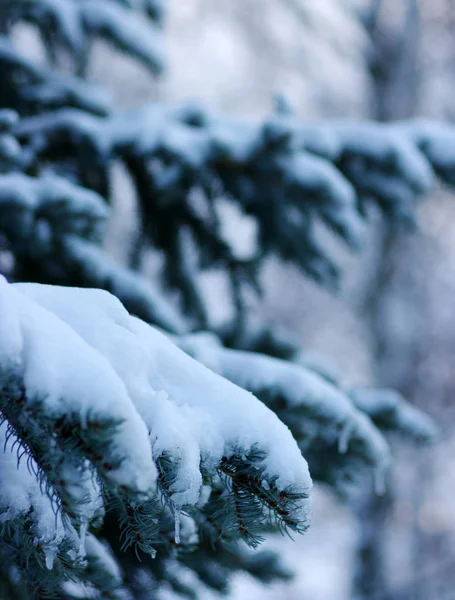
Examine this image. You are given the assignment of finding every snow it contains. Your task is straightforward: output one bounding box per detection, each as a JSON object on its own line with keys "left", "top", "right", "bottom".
{"left": 1, "top": 276, "right": 157, "bottom": 496}
{"left": 0, "top": 108, "right": 19, "bottom": 131}
{"left": 0, "top": 276, "right": 23, "bottom": 365}
{"left": 350, "top": 387, "right": 439, "bottom": 442}
{"left": 330, "top": 120, "right": 435, "bottom": 194}
{"left": 80, "top": 0, "right": 164, "bottom": 73}
{"left": 63, "top": 235, "right": 187, "bottom": 334}
{"left": 0, "top": 421, "right": 67, "bottom": 570}
{"left": 0, "top": 172, "right": 108, "bottom": 243}
{"left": 397, "top": 119, "right": 455, "bottom": 180}
{"left": 178, "top": 333, "right": 391, "bottom": 478}
{"left": 338, "top": 420, "right": 354, "bottom": 454}
{"left": 0, "top": 133, "right": 21, "bottom": 165}
{"left": 2, "top": 279, "right": 312, "bottom": 531}
{"left": 13, "top": 101, "right": 455, "bottom": 285}
{"left": 12, "top": 0, "right": 85, "bottom": 57}
{"left": 278, "top": 150, "right": 364, "bottom": 249}
{"left": 130, "top": 316, "right": 312, "bottom": 504}
{"left": 173, "top": 506, "right": 181, "bottom": 545}
{"left": 179, "top": 512, "right": 199, "bottom": 546}
{"left": 8, "top": 0, "right": 164, "bottom": 76}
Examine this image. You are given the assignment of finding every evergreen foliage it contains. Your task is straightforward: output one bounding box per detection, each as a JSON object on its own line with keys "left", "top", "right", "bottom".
{"left": 0, "top": 2, "right": 447, "bottom": 598}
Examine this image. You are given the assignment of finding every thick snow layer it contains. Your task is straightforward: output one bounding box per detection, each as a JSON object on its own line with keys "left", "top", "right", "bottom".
{"left": 63, "top": 235, "right": 187, "bottom": 334}
{"left": 3, "top": 280, "right": 312, "bottom": 525}
{"left": 132, "top": 316, "right": 312, "bottom": 502}
{"left": 1, "top": 276, "right": 156, "bottom": 495}
{"left": 178, "top": 333, "right": 391, "bottom": 476}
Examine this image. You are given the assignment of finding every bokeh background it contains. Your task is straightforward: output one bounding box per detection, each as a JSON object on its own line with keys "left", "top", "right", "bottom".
{"left": 14, "top": 1, "right": 455, "bottom": 598}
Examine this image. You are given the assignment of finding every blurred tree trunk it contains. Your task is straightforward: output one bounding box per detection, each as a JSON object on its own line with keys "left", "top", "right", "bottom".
{"left": 367, "top": 0, "right": 421, "bottom": 121}
{"left": 352, "top": 1, "right": 423, "bottom": 599}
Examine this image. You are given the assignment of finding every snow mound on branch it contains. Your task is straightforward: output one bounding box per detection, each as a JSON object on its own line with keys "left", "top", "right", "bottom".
{"left": 5, "top": 279, "right": 312, "bottom": 515}
{"left": 178, "top": 333, "right": 392, "bottom": 479}
{"left": 0, "top": 275, "right": 156, "bottom": 496}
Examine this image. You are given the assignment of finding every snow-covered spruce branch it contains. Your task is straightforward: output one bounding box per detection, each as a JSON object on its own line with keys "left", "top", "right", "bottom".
{"left": 178, "top": 332, "right": 437, "bottom": 491}
{"left": 0, "top": 109, "right": 22, "bottom": 170}
{"left": 5, "top": 102, "right": 455, "bottom": 332}
{"left": 0, "top": 37, "right": 112, "bottom": 116}
{"left": 0, "top": 278, "right": 311, "bottom": 597}
{"left": 0, "top": 2, "right": 442, "bottom": 598}
{"left": 0, "top": 119, "right": 186, "bottom": 333}
{"left": 11, "top": 104, "right": 455, "bottom": 324}
{"left": 348, "top": 387, "right": 438, "bottom": 443}
{"left": 1, "top": 0, "right": 164, "bottom": 75}
{"left": 110, "top": 502, "right": 293, "bottom": 598}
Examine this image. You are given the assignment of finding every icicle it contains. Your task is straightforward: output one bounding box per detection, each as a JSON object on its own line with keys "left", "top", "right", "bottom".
{"left": 44, "top": 548, "right": 56, "bottom": 570}
{"left": 173, "top": 505, "right": 181, "bottom": 545}
{"left": 78, "top": 519, "right": 88, "bottom": 557}
{"left": 196, "top": 485, "right": 212, "bottom": 508}
{"left": 374, "top": 464, "right": 387, "bottom": 496}
{"left": 338, "top": 420, "right": 353, "bottom": 454}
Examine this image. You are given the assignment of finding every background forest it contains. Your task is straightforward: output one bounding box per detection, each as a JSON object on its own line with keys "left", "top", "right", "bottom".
{"left": 103, "top": 2, "right": 455, "bottom": 598}
{"left": 86, "top": 3, "right": 455, "bottom": 596}
{"left": 2, "top": 1, "right": 455, "bottom": 599}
